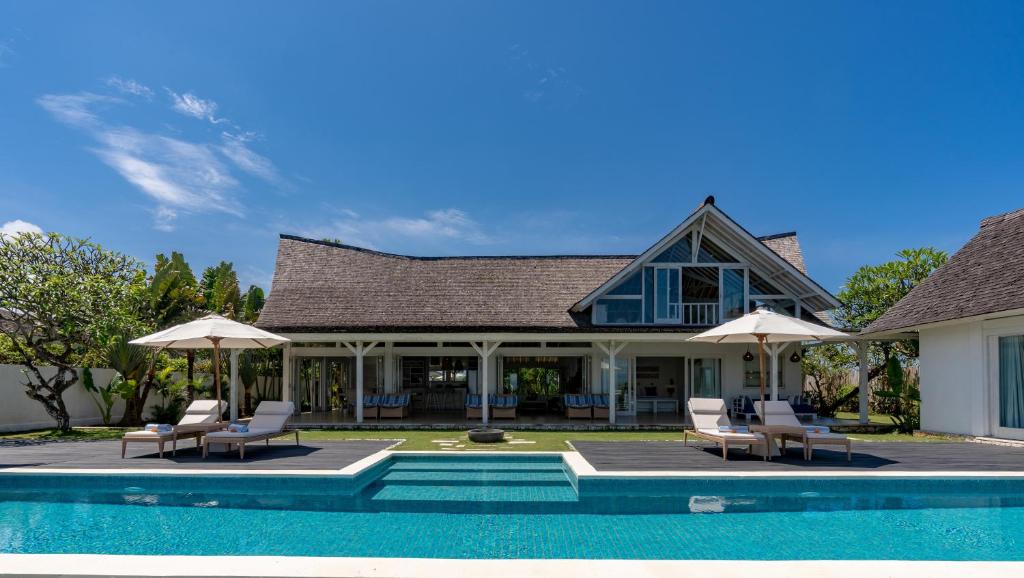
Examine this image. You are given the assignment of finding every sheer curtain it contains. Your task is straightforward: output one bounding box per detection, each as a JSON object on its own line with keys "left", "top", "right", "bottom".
{"left": 999, "top": 335, "right": 1024, "bottom": 429}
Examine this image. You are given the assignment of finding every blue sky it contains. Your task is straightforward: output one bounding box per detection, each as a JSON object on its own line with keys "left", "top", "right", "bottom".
{"left": 1, "top": 1, "right": 1022, "bottom": 293}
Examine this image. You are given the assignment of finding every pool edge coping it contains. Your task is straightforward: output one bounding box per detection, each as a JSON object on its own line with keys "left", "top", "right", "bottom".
{"left": 6, "top": 448, "right": 1024, "bottom": 479}
{"left": 0, "top": 554, "right": 1021, "bottom": 578}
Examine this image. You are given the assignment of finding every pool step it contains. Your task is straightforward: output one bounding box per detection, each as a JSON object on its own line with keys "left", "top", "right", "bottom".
{"left": 386, "top": 462, "right": 566, "bottom": 473}
{"left": 379, "top": 470, "right": 569, "bottom": 484}
{"left": 366, "top": 482, "right": 579, "bottom": 503}
{"left": 362, "top": 457, "right": 579, "bottom": 504}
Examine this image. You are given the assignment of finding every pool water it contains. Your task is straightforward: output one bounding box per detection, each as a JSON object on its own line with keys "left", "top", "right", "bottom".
{"left": 1, "top": 454, "right": 1023, "bottom": 560}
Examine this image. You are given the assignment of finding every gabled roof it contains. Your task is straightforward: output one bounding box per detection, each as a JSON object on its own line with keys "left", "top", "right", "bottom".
{"left": 864, "top": 207, "right": 1024, "bottom": 335}
{"left": 256, "top": 237, "right": 637, "bottom": 333}
{"left": 256, "top": 199, "right": 837, "bottom": 334}
{"left": 571, "top": 197, "right": 839, "bottom": 312}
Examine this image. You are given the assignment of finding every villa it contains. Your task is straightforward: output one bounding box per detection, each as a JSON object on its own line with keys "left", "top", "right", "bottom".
{"left": 256, "top": 197, "right": 844, "bottom": 425}
{"left": 864, "top": 207, "right": 1024, "bottom": 440}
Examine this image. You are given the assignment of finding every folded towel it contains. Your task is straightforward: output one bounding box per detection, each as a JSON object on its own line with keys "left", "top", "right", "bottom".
{"left": 144, "top": 423, "right": 172, "bottom": 433}
{"left": 804, "top": 425, "right": 830, "bottom": 434}
{"left": 227, "top": 423, "right": 249, "bottom": 433}
{"left": 719, "top": 425, "right": 750, "bottom": 433}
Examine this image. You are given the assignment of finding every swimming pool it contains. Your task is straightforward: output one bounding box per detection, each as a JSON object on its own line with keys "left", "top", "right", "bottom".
{"left": 1, "top": 454, "right": 1023, "bottom": 560}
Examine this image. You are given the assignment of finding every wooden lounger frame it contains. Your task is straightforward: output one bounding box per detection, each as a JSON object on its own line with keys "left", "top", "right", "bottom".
{"left": 683, "top": 428, "right": 770, "bottom": 462}
{"left": 780, "top": 430, "right": 852, "bottom": 461}
{"left": 203, "top": 429, "right": 300, "bottom": 460}
{"left": 121, "top": 422, "right": 228, "bottom": 458}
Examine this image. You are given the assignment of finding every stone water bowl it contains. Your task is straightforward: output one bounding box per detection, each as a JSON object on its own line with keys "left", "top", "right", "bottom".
{"left": 467, "top": 428, "right": 505, "bottom": 443}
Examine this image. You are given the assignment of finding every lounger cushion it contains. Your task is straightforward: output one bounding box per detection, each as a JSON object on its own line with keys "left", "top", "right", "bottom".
{"left": 123, "top": 430, "right": 176, "bottom": 440}
{"left": 491, "top": 395, "right": 517, "bottom": 408}
{"left": 696, "top": 428, "right": 764, "bottom": 441}
{"left": 380, "top": 394, "right": 410, "bottom": 408}
{"left": 564, "top": 394, "right": 591, "bottom": 408}
{"left": 805, "top": 432, "right": 848, "bottom": 440}
{"left": 206, "top": 428, "right": 281, "bottom": 439}
{"left": 465, "top": 394, "right": 482, "bottom": 408}
{"left": 592, "top": 395, "right": 609, "bottom": 408}
{"left": 687, "top": 397, "right": 731, "bottom": 430}
{"left": 247, "top": 401, "right": 294, "bottom": 431}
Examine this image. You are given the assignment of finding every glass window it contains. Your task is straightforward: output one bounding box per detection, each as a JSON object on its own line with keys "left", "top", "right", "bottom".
{"left": 652, "top": 235, "right": 692, "bottom": 263}
{"left": 607, "top": 270, "right": 643, "bottom": 295}
{"left": 722, "top": 268, "right": 745, "bottom": 320}
{"left": 600, "top": 356, "right": 630, "bottom": 409}
{"left": 595, "top": 299, "right": 642, "bottom": 324}
{"left": 999, "top": 335, "right": 1024, "bottom": 429}
{"left": 696, "top": 236, "right": 738, "bottom": 263}
{"left": 749, "top": 271, "right": 782, "bottom": 295}
{"left": 692, "top": 358, "right": 721, "bottom": 398}
{"left": 655, "top": 267, "right": 680, "bottom": 322}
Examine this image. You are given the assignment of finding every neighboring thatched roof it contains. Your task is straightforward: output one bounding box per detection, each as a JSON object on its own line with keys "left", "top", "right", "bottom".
{"left": 864, "top": 207, "right": 1024, "bottom": 334}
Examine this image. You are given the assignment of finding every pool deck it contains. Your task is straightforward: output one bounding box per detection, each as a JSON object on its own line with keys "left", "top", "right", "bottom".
{"left": 2, "top": 438, "right": 1024, "bottom": 475}
{"left": 571, "top": 440, "right": 1024, "bottom": 473}
{"left": 0, "top": 439, "right": 397, "bottom": 471}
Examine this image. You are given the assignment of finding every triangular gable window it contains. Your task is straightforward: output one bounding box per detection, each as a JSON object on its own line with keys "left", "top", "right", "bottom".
{"left": 749, "top": 270, "right": 782, "bottom": 295}
{"left": 651, "top": 235, "right": 692, "bottom": 263}
{"left": 606, "top": 270, "right": 643, "bottom": 296}
{"left": 696, "top": 236, "right": 738, "bottom": 263}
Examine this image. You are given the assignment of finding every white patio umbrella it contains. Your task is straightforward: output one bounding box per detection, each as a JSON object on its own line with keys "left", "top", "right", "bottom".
{"left": 129, "top": 314, "right": 290, "bottom": 416}
{"left": 687, "top": 309, "right": 848, "bottom": 410}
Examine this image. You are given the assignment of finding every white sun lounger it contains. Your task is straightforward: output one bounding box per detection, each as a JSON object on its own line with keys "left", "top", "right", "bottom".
{"left": 684, "top": 397, "right": 769, "bottom": 461}
{"left": 202, "top": 401, "right": 298, "bottom": 460}
{"left": 121, "top": 400, "right": 227, "bottom": 458}
{"left": 755, "top": 400, "right": 851, "bottom": 461}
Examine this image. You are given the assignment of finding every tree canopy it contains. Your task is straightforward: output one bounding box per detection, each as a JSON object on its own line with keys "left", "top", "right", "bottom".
{"left": 0, "top": 232, "right": 147, "bottom": 430}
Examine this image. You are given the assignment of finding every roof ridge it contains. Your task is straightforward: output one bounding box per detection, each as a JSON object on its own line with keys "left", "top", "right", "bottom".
{"left": 278, "top": 234, "right": 638, "bottom": 261}
{"left": 980, "top": 207, "right": 1024, "bottom": 228}
{"left": 757, "top": 231, "right": 798, "bottom": 241}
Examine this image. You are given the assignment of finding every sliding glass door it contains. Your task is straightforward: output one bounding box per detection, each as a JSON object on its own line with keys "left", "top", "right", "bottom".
{"left": 993, "top": 335, "right": 1024, "bottom": 439}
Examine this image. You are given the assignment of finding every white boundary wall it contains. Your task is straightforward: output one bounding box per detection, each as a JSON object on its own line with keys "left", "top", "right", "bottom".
{"left": 0, "top": 364, "right": 186, "bottom": 433}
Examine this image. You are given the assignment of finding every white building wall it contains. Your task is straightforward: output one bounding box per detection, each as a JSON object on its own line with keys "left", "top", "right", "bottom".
{"left": 919, "top": 322, "right": 985, "bottom": 435}
{"left": 919, "top": 314, "right": 1024, "bottom": 437}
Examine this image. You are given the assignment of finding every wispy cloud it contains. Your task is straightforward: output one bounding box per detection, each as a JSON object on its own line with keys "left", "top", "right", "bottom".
{"left": 167, "top": 90, "right": 227, "bottom": 124}
{"left": 37, "top": 88, "right": 262, "bottom": 231}
{"left": 106, "top": 76, "right": 153, "bottom": 99}
{"left": 300, "top": 208, "right": 492, "bottom": 251}
{"left": 37, "top": 92, "right": 117, "bottom": 128}
{"left": 507, "top": 44, "right": 585, "bottom": 106}
{"left": 0, "top": 219, "right": 43, "bottom": 237}
{"left": 219, "top": 131, "right": 282, "bottom": 184}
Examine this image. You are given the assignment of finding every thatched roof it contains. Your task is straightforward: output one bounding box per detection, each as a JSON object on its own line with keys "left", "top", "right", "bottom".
{"left": 865, "top": 207, "right": 1024, "bottom": 334}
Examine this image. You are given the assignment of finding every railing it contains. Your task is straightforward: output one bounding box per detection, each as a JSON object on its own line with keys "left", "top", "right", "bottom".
{"left": 682, "top": 302, "right": 719, "bottom": 326}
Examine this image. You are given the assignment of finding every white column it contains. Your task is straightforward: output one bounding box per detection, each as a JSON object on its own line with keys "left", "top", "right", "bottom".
{"left": 769, "top": 343, "right": 781, "bottom": 401}
{"left": 481, "top": 344, "right": 490, "bottom": 425}
{"left": 596, "top": 341, "right": 627, "bottom": 424}
{"left": 281, "top": 343, "right": 292, "bottom": 404}
{"left": 857, "top": 341, "right": 870, "bottom": 425}
{"left": 344, "top": 341, "right": 379, "bottom": 423}
{"left": 470, "top": 341, "right": 501, "bottom": 426}
{"left": 355, "top": 349, "right": 364, "bottom": 423}
{"left": 383, "top": 342, "right": 395, "bottom": 393}
{"left": 609, "top": 344, "right": 617, "bottom": 425}
{"left": 229, "top": 349, "right": 239, "bottom": 421}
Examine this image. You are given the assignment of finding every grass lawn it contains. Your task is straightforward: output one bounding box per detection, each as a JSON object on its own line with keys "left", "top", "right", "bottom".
{"left": 1, "top": 426, "right": 959, "bottom": 450}
{"left": 834, "top": 411, "right": 896, "bottom": 426}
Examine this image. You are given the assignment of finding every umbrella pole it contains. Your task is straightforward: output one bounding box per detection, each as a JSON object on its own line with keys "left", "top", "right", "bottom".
{"left": 212, "top": 338, "right": 223, "bottom": 418}
{"left": 757, "top": 334, "right": 767, "bottom": 413}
